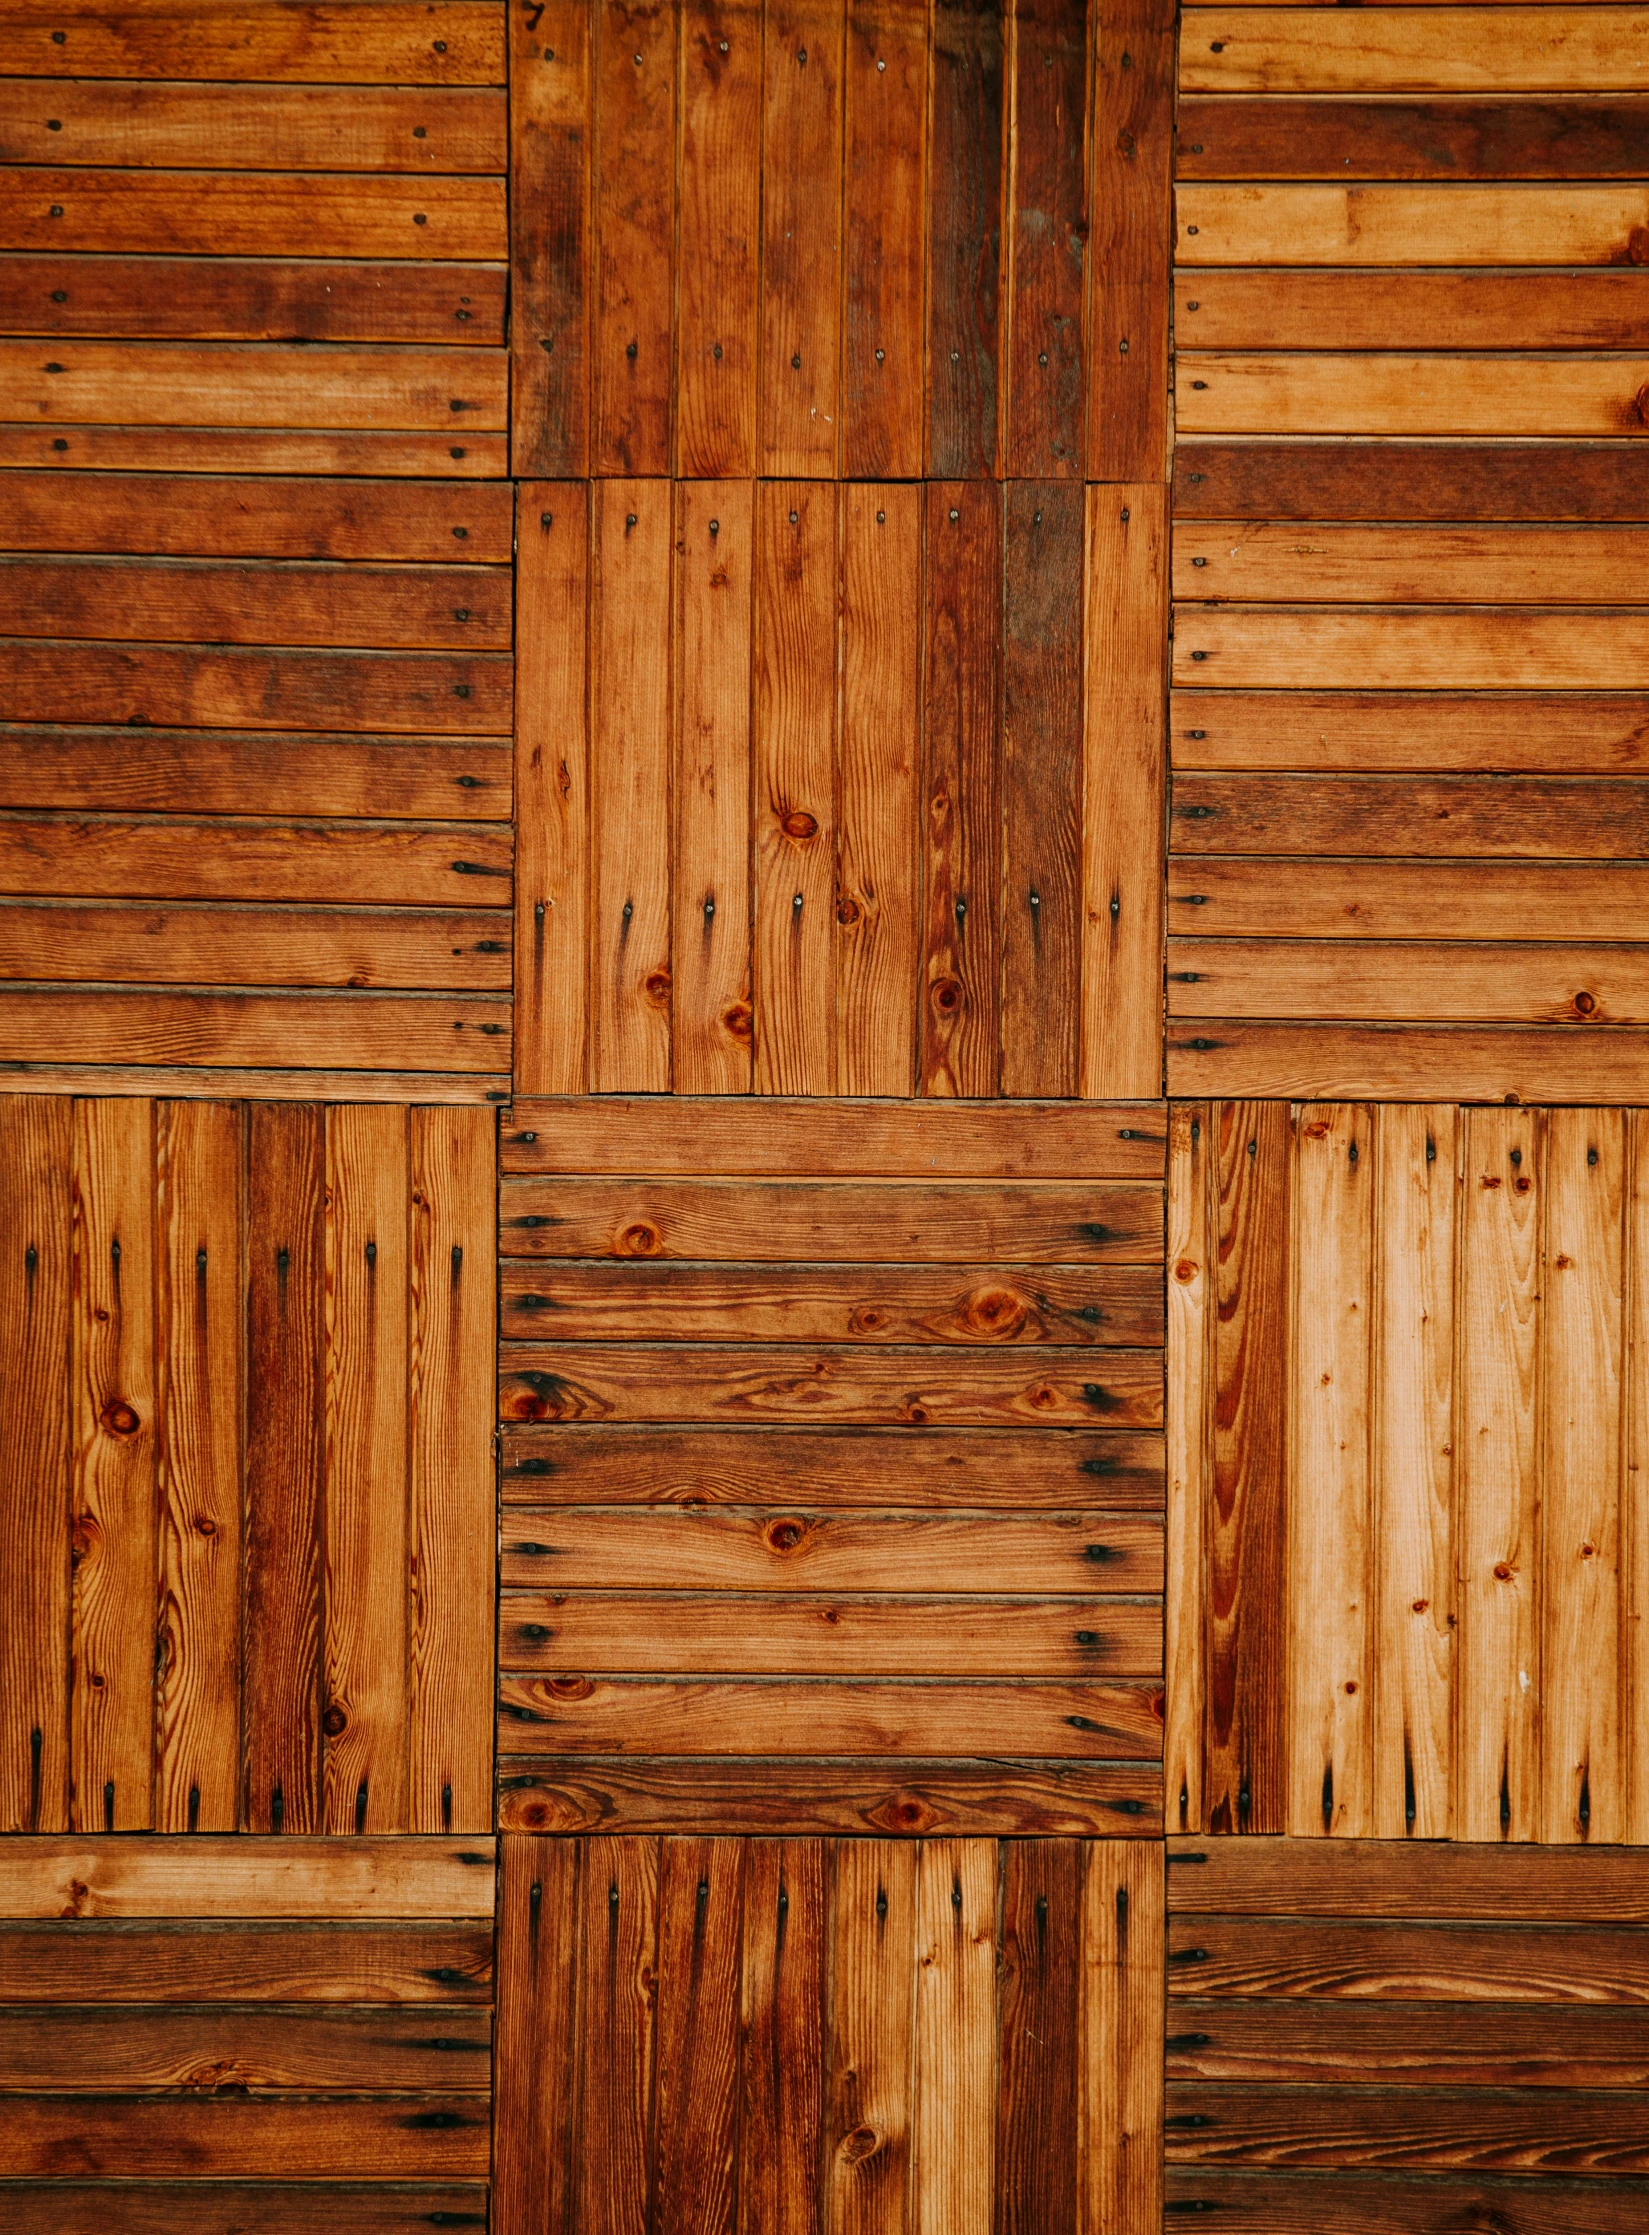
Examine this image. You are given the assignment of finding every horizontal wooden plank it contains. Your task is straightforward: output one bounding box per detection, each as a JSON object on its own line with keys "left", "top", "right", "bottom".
{"left": 0, "top": 476, "right": 513, "bottom": 562}
{"left": 0, "top": 814, "right": 511, "bottom": 903}
{"left": 0, "top": 255, "right": 505, "bottom": 346}
{"left": 0, "top": 428, "right": 509, "bottom": 477}
{"left": 497, "top": 1757, "right": 1160, "bottom": 1836}
{"left": 498, "top": 1263, "right": 1164, "bottom": 1346}
{"left": 1177, "top": 273, "right": 1649, "bottom": 352}
{"left": 1173, "top": 609, "right": 1649, "bottom": 690}
{"left": 0, "top": 2190, "right": 493, "bottom": 2235}
{"left": 1175, "top": 94, "right": 1649, "bottom": 179}
{"left": 1163, "top": 2169, "right": 1649, "bottom": 2235}
{"left": 1167, "top": 1837, "right": 1649, "bottom": 1918}
{"left": 498, "top": 1345, "right": 1164, "bottom": 1428}
{"left": 0, "top": 2006, "right": 492, "bottom": 2093}
{"left": 0, "top": 343, "right": 508, "bottom": 431}
{"left": 0, "top": 557, "right": 510, "bottom": 651}
{"left": 1171, "top": 773, "right": 1649, "bottom": 857}
{"left": 1169, "top": 1918, "right": 1649, "bottom": 2001}
{"left": 1171, "top": 940, "right": 1649, "bottom": 1023}
{"left": 0, "top": 901, "right": 510, "bottom": 991}
{"left": 1170, "top": 860, "right": 1649, "bottom": 942}
{"left": 499, "top": 1179, "right": 1164, "bottom": 1264}
{"left": 499, "top": 1509, "right": 1163, "bottom": 1592}
{"left": 500, "top": 1426, "right": 1167, "bottom": 1509}
{"left": 500, "top": 1593, "right": 1162, "bottom": 1675}
{"left": 1163, "top": 2084, "right": 1649, "bottom": 2175}
{"left": 496, "top": 1676, "right": 1165, "bottom": 1758}
{"left": 0, "top": 1838, "right": 495, "bottom": 1920}
{"left": 0, "top": 80, "right": 505, "bottom": 171}
{"left": 0, "top": 989, "right": 509, "bottom": 1072}
{"left": 1181, "top": 10, "right": 1649, "bottom": 94}
{"left": 1174, "top": 442, "right": 1649, "bottom": 522}
{"left": 1170, "top": 691, "right": 1649, "bottom": 769}
{"left": 0, "top": 1924, "right": 493, "bottom": 2003}
{"left": 1178, "top": 183, "right": 1649, "bottom": 267}
{"left": 3, "top": 172, "right": 505, "bottom": 260}
{"left": 1167, "top": 2001, "right": 1649, "bottom": 2087}
{"left": 0, "top": 644, "right": 512, "bottom": 733}
{"left": 502, "top": 1097, "right": 1167, "bottom": 1178}
{"left": 1176, "top": 353, "right": 1649, "bottom": 438}
{"left": 1, "top": 728, "right": 510, "bottom": 816}
{"left": 0, "top": 2095, "right": 491, "bottom": 2180}
{"left": 1174, "top": 525, "right": 1649, "bottom": 605}
{"left": 0, "top": 1062, "right": 509, "bottom": 1104}
{"left": 4, "top": 3, "right": 506, "bottom": 84}
{"left": 1167, "top": 1020, "right": 1649, "bottom": 1101}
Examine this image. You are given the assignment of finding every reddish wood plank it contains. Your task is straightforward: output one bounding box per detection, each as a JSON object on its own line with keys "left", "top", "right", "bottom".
{"left": 760, "top": 0, "right": 844, "bottom": 478}
{"left": 926, "top": 0, "right": 1004, "bottom": 478}
{"left": 843, "top": 0, "right": 928, "bottom": 478}
{"left": 1088, "top": 0, "right": 1174, "bottom": 480}
{"left": 592, "top": 0, "right": 675, "bottom": 474}
{"left": 676, "top": 0, "right": 760, "bottom": 475}
{"left": 511, "top": 1, "right": 591, "bottom": 477}
{"left": 1005, "top": 0, "right": 1088, "bottom": 475}
{"left": 515, "top": 482, "right": 590, "bottom": 1095}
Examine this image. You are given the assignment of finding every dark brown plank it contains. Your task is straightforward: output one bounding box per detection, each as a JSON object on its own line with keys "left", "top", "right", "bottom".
{"left": 0, "top": 476, "right": 513, "bottom": 563}
{"left": 997, "top": 1840, "right": 1081, "bottom": 2235}
{"left": 494, "top": 1834, "right": 578, "bottom": 2235}
{"left": 0, "top": 1923, "right": 492, "bottom": 2004}
{"left": 1088, "top": 0, "right": 1174, "bottom": 479}
{"left": 0, "top": 255, "right": 505, "bottom": 344}
{"left": 1169, "top": 1917, "right": 1649, "bottom": 2003}
{"left": 1, "top": 171, "right": 504, "bottom": 260}
{"left": 739, "top": 1838, "right": 826, "bottom": 2235}
{"left": 1177, "top": 94, "right": 1649, "bottom": 179}
{"left": 655, "top": 1839, "right": 742, "bottom": 2234}
{"left": 1, "top": 729, "right": 509, "bottom": 817}
{"left": 0, "top": 429, "right": 509, "bottom": 479}
{"left": 0, "top": 991, "right": 510, "bottom": 1075}
{"left": 1164, "top": 2083, "right": 1649, "bottom": 2176}
{"left": 575, "top": 1834, "right": 657, "bottom": 2235}
{"left": 0, "top": 2191, "right": 493, "bottom": 2235}
{"left": 1166, "top": 1836, "right": 1649, "bottom": 1919}
{"left": 0, "top": 2005, "right": 492, "bottom": 2091}
{"left": 1005, "top": 0, "right": 1086, "bottom": 475}
{"left": 1173, "top": 441, "right": 1649, "bottom": 523}
{"left": 591, "top": 0, "right": 674, "bottom": 475}
{"left": 841, "top": 0, "right": 927, "bottom": 480}
{"left": 0, "top": 2093, "right": 490, "bottom": 2180}
{"left": 926, "top": 0, "right": 1003, "bottom": 477}
{"left": 510, "top": 0, "right": 589, "bottom": 477}
{"left": 1166, "top": 2001, "right": 1649, "bottom": 2087}
{"left": 1172, "top": 775, "right": 1649, "bottom": 860}
{"left": 1177, "top": 271, "right": 1649, "bottom": 353}
{"left": 1163, "top": 2169, "right": 1649, "bottom": 2233}
{"left": 4, "top": 4, "right": 505, "bottom": 84}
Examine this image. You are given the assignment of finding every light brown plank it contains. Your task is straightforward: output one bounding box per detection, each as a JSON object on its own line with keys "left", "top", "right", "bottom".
{"left": 1169, "top": 943, "right": 1649, "bottom": 1024}
{"left": 1168, "top": 1020, "right": 1649, "bottom": 1103}
{"left": 1174, "top": 608, "right": 1649, "bottom": 691}
{"left": 913, "top": 1838, "right": 997, "bottom": 2234}
{"left": 1177, "top": 182, "right": 1649, "bottom": 267}
{"left": 827, "top": 1840, "right": 917, "bottom": 2234}
{"left": 1181, "top": 8, "right": 1649, "bottom": 94}
{"left": 0, "top": 476, "right": 514, "bottom": 565}
{"left": 0, "top": 990, "right": 509, "bottom": 1074}
{"left": 0, "top": 1836, "right": 495, "bottom": 1918}
{"left": 4, "top": 2, "right": 506, "bottom": 84}
{"left": 1165, "top": 1104, "right": 1209, "bottom": 1835}
{"left": 0, "top": 341, "right": 508, "bottom": 431}
{"left": 675, "top": 0, "right": 759, "bottom": 477}
{"left": 1173, "top": 525, "right": 1649, "bottom": 606}
{"left": 1167, "top": 859, "right": 1649, "bottom": 943}
{"left": 1169, "top": 691, "right": 1649, "bottom": 775}
{"left": 1081, "top": 1843, "right": 1164, "bottom": 2235}
{"left": 0, "top": 81, "right": 506, "bottom": 171}
{"left": 760, "top": 0, "right": 844, "bottom": 477}
{"left": 1176, "top": 352, "right": 1649, "bottom": 438}
{"left": 1166, "top": 1834, "right": 1649, "bottom": 1917}
{"left": 0, "top": 1065, "right": 508, "bottom": 1107}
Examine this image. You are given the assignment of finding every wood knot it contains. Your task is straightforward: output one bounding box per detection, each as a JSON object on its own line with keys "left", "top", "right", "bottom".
{"left": 545, "top": 1674, "right": 595, "bottom": 1699}
{"left": 1173, "top": 1256, "right": 1199, "bottom": 1284}
{"left": 1572, "top": 990, "right": 1597, "bottom": 1016}
{"left": 1493, "top": 1562, "right": 1514, "bottom": 1582}
{"left": 930, "top": 975, "right": 962, "bottom": 1014}
{"left": 839, "top": 2125, "right": 881, "bottom": 2165}
{"left": 643, "top": 969, "right": 671, "bottom": 1005}
{"left": 764, "top": 1517, "right": 808, "bottom": 1554}
{"left": 322, "top": 1705, "right": 348, "bottom": 1737}
{"left": 960, "top": 1285, "right": 1029, "bottom": 1339}
{"left": 781, "top": 809, "right": 818, "bottom": 841}
{"left": 836, "top": 895, "right": 861, "bottom": 925}
{"left": 100, "top": 1398, "right": 139, "bottom": 1436}
{"left": 847, "top": 1307, "right": 888, "bottom": 1333}
{"left": 721, "top": 1000, "right": 753, "bottom": 1045}
{"left": 616, "top": 1222, "right": 662, "bottom": 1257}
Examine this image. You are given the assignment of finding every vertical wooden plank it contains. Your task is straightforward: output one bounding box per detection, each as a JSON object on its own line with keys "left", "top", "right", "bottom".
{"left": 911, "top": 1838, "right": 996, "bottom": 2235}
{"left": 1371, "top": 1104, "right": 1456, "bottom": 1843}
{"left": 578, "top": 1835, "right": 659, "bottom": 2235}
{"left": 511, "top": 0, "right": 591, "bottom": 477}
{"left": 1165, "top": 1101, "right": 1209, "bottom": 1836}
{"left": 838, "top": 483, "right": 920, "bottom": 1097}
{"left": 1001, "top": 480, "right": 1082, "bottom": 1097}
{"left": 1288, "top": 1102, "right": 1374, "bottom": 1839}
{"left": 591, "top": 478, "right": 673, "bottom": 1094}
{"left": 656, "top": 1839, "right": 744, "bottom": 2234}
{"left": 740, "top": 1838, "right": 826, "bottom": 2235}
{"left": 243, "top": 1101, "right": 323, "bottom": 1837}
{"left": 674, "top": 478, "right": 754, "bottom": 1093}
{"left": 842, "top": 0, "right": 928, "bottom": 480}
{"left": 154, "top": 1099, "right": 242, "bottom": 1836}
{"left": 322, "top": 1104, "right": 409, "bottom": 1837}
{"left": 1543, "top": 1108, "right": 1624, "bottom": 1845}
{"left": 516, "top": 481, "right": 590, "bottom": 1097}
{"left": 1080, "top": 1843, "right": 1162, "bottom": 2235}
{"left": 1086, "top": 0, "right": 1172, "bottom": 481}
{"left": 997, "top": 1840, "right": 1079, "bottom": 2235}
{"left": 0, "top": 1097, "right": 71, "bottom": 1834}
{"left": 1628, "top": 1115, "right": 1649, "bottom": 1843}
{"left": 1208, "top": 1099, "right": 1288, "bottom": 1836}
{"left": 408, "top": 1105, "right": 494, "bottom": 1837}
{"left": 495, "top": 1835, "right": 580, "bottom": 2235}
{"left": 919, "top": 484, "right": 1001, "bottom": 1100}
{"left": 755, "top": 480, "right": 838, "bottom": 1095}
{"left": 1456, "top": 1106, "right": 1545, "bottom": 1844}
{"left": 1081, "top": 483, "right": 1164, "bottom": 1100}
{"left": 926, "top": 0, "right": 1004, "bottom": 479}
{"left": 1004, "top": 0, "right": 1087, "bottom": 477}
{"left": 676, "top": 0, "right": 760, "bottom": 476}
{"left": 593, "top": 0, "right": 675, "bottom": 475}
{"left": 827, "top": 1839, "right": 917, "bottom": 2235}
{"left": 760, "top": 0, "right": 845, "bottom": 479}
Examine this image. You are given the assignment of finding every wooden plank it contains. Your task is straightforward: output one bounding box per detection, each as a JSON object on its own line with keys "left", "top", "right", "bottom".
{"left": 69, "top": 1096, "right": 155, "bottom": 1834}
{"left": 827, "top": 1838, "right": 917, "bottom": 2235}
{"left": 926, "top": 0, "right": 1004, "bottom": 479}
{"left": 1178, "top": 182, "right": 1649, "bottom": 269}
{"left": 0, "top": 1065, "right": 509, "bottom": 1108}
{"left": 1088, "top": 0, "right": 1174, "bottom": 481}
{"left": 0, "top": 991, "right": 510, "bottom": 1076}
{"left": 1371, "top": 1106, "right": 1456, "bottom": 1843}
{"left": 842, "top": 0, "right": 927, "bottom": 479}
{"left": 1162, "top": 2083, "right": 1649, "bottom": 2176}
{"left": 760, "top": 0, "right": 844, "bottom": 479}
{"left": 0, "top": 1836, "right": 494, "bottom": 1918}
{"left": 1169, "top": 945, "right": 1649, "bottom": 1026}
{"left": 1082, "top": 486, "right": 1166, "bottom": 1100}
{"left": 4, "top": 3, "right": 506, "bottom": 84}
{"left": 1174, "top": 447, "right": 1649, "bottom": 527}
{"left": 499, "top": 1593, "right": 1163, "bottom": 1675}
{"left": 1287, "top": 1105, "right": 1373, "bottom": 1839}
{"left": 590, "top": 478, "right": 673, "bottom": 1092}
{"left": 1168, "top": 1915, "right": 1649, "bottom": 2001}
{"left": 501, "top": 1425, "right": 1167, "bottom": 1509}
{"left": 1174, "top": 609, "right": 1649, "bottom": 692}
{"left": 1162, "top": 2169, "right": 1649, "bottom": 2234}
{"left": 153, "top": 1100, "right": 241, "bottom": 1836}
{"left": 1168, "top": 1022, "right": 1649, "bottom": 1105}
{"left": 494, "top": 1834, "right": 578, "bottom": 2235}
{"left": 655, "top": 1838, "right": 743, "bottom": 2235}
{"left": 1004, "top": 0, "right": 1087, "bottom": 475}
{"left": 1171, "top": 777, "right": 1649, "bottom": 857}
{"left": 510, "top": 0, "right": 590, "bottom": 477}
{"left": 1081, "top": 1843, "right": 1164, "bottom": 2235}
{"left": 739, "top": 1838, "right": 826, "bottom": 2235}
{"left": 912, "top": 1838, "right": 997, "bottom": 2234}
{"left": 1167, "top": 860, "right": 1649, "bottom": 944}
{"left": 1165, "top": 1999, "right": 1649, "bottom": 2087}
{"left": 1630, "top": 1113, "right": 1649, "bottom": 1845}
{"left": 1207, "top": 1100, "right": 1288, "bottom": 1834}
{"left": 575, "top": 1834, "right": 658, "bottom": 2235}
{"left": 1175, "top": 93, "right": 1649, "bottom": 180}
{"left": 838, "top": 485, "right": 920, "bottom": 1095}
{"left": 0, "top": 1922, "right": 494, "bottom": 2003}
{"left": 0, "top": 2004, "right": 492, "bottom": 2093}
{"left": 755, "top": 481, "right": 838, "bottom": 1095}
{"left": 515, "top": 482, "right": 590, "bottom": 1095}
{"left": 919, "top": 484, "right": 1002, "bottom": 1098}
{"left": 1002, "top": 482, "right": 1084, "bottom": 1095}
{"left": 0, "top": 2093, "right": 490, "bottom": 2180}
{"left": 1174, "top": 525, "right": 1649, "bottom": 607}
{"left": 1183, "top": 9, "right": 1649, "bottom": 94}
{"left": 1169, "top": 691, "right": 1649, "bottom": 771}
{"left": 592, "top": 0, "right": 675, "bottom": 475}
{"left": 408, "top": 1107, "right": 494, "bottom": 1835}
{"left": 676, "top": 0, "right": 760, "bottom": 477}
{"left": 0, "top": 429, "right": 511, "bottom": 478}
{"left": 1166, "top": 1834, "right": 1649, "bottom": 1916}
{"left": 243, "top": 1103, "right": 325, "bottom": 1836}
{"left": 673, "top": 479, "right": 754, "bottom": 1093}
{"left": 0, "top": 1096, "right": 70, "bottom": 1834}
{"left": 997, "top": 1839, "right": 1080, "bottom": 2235}
{"left": 1177, "top": 271, "right": 1649, "bottom": 353}
{"left": 0, "top": 476, "right": 514, "bottom": 565}
{"left": 0, "top": 2188, "right": 493, "bottom": 2235}
{"left": 1166, "top": 1104, "right": 1210, "bottom": 1835}
{"left": 1176, "top": 352, "right": 1649, "bottom": 439}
